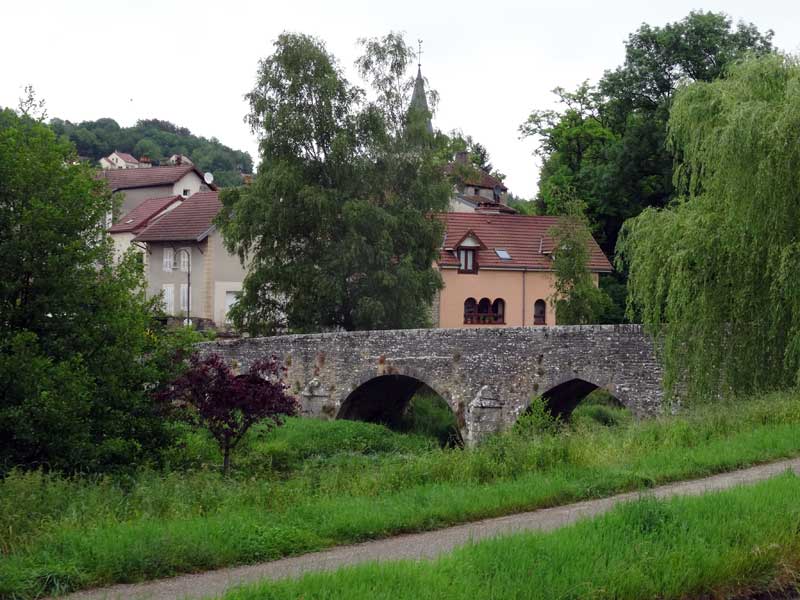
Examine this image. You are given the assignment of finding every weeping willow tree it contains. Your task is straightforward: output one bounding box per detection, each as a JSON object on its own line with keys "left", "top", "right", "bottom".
{"left": 617, "top": 54, "right": 800, "bottom": 403}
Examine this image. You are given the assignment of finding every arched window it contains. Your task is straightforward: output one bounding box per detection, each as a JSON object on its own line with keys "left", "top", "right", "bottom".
{"left": 477, "top": 298, "right": 491, "bottom": 323}
{"left": 534, "top": 299, "right": 546, "bottom": 325}
{"left": 463, "top": 297, "right": 477, "bottom": 324}
{"left": 492, "top": 298, "right": 505, "bottom": 324}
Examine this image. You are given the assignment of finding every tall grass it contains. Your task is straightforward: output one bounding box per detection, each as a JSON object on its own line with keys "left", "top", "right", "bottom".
{"left": 1, "top": 392, "right": 800, "bottom": 598}
{"left": 223, "top": 473, "right": 800, "bottom": 600}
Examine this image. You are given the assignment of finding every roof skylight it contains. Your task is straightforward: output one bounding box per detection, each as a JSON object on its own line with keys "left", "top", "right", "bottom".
{"left": 495, "top": 248, "right": 511, "bottom": 260}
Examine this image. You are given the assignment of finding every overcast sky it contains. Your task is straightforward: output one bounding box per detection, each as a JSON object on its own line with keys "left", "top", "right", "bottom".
{"left": 3, "top": 0, "right": 798, "bottom": 198}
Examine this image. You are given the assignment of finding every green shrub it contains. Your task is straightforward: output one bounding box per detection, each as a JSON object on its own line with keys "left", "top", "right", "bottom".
{"left": 162, "top": 418, "right": 434, "bottom": 475}
{"left": 513, "top": 396, "right": 562, "bottom": 436}
{"left": 245, "top": 418, "right": 434, "bottom": 473}
{"left": 580, "top": 388, "right": 623, "bottom": 407}
{"left": 399, "top": 393, "right": 462, "bottom": 447}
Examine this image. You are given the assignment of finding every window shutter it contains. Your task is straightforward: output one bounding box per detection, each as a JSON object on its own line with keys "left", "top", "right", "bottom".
{"left": 163, "top": 247, "right": 174, "bottom": 272}
{"left": 180, "top": 284, "right": 188, "bottom": 312}
{"left": 162, "top": 284, "right": 174, "bottom": 314}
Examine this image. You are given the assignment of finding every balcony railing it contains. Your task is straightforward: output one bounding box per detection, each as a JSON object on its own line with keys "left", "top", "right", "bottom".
{"left": 464, "top": 313, "right": 505, "bottom": 325}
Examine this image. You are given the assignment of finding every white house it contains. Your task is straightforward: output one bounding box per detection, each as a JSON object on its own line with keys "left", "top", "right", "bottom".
{"left": 99, "top": 151, "right": 140, "bottom": 170}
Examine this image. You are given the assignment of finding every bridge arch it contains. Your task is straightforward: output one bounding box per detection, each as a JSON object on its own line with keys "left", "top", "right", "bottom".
{"left": 538, "top": 377, "right": 629, "bottom": 420}
{"left": 338, "top": 374, "right": 422, "bottom": 425}
{"left": 337, "top": 370, "right": 456, "bottom": 423}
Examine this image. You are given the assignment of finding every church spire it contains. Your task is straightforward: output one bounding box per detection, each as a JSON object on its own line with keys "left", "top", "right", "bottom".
{"left": 408, "top": 40, "right": 433, "bottom": 134}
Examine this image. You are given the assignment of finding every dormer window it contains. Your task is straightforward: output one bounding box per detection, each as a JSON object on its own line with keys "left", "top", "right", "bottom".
{"left": 458, "top": 248, "right": 477, "bottom": 273}
{"left": 454, "top": 230, "right": 484, "bottom": 274}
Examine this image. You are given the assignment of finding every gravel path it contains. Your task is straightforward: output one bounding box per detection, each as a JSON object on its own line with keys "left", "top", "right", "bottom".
{"left": 58, "top": 457, "right": 800, "bottom": 600}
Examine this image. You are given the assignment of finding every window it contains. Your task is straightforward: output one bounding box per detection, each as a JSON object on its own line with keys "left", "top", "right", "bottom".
{"left": 465, "top": 297, "right": 505, "bottom": 324}
{"left": 178, "top": 248, "right": 191, "bottom": 272}
{"left": 492, "top": 298, "right": 505, "bottom": 323}
{"left": 180, "top": 283, "right": 188, "bottom": 312}
{"left": 478, "top": 297, "right": 491, "bottom": 318}
{"left": 458, "top": 248, "right": 477, "bottom": 273}
{"left": 534, "top": 299, "right": 546, "bottom": 325}
{"left": 495, "top": 248, "right": 511, "bottom": 260}
{"left": 182, "top": 188, "right": 191, "bottom": 197}
{"left": 162, "top": 284, "right": 174, "bottom": 314}
{"left": 463, "top": 297, "right": 477, "bottom": 324}
{"left": 474, "top": 187, "right": 480, "bottom": 196}
{"left": 163, "top": 247, "right": 174, "bottom": 272}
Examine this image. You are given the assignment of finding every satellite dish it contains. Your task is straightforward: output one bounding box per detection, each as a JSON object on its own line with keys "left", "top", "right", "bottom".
{"left": 204, "top": 172, "right": 214, "bottom": 185}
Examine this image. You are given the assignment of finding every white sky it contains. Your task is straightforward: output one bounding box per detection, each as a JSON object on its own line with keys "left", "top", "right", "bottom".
{"left": 3, "top": 0, "right": 798, "bottom": 198}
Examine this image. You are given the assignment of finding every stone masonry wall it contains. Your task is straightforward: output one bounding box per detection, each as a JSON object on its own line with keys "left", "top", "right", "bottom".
{"left": 197, "top": 324, "right": 662, "bottom": 444}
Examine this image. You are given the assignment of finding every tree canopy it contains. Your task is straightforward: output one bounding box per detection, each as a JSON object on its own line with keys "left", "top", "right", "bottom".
{"left": 217, "top": 32, "right": 454, "bottom": 334}
{"left": 549, "top": 195, "right": 611, "bottom": 325}
{"left": 617, "top": 54, "right": 800, "bottom": 402}
{"left": 521, "top": 11, "right": 774, "bottom": 257}
{"left": 49, "top": 117, "right": 253, "bottom": 187}
{"left": 0, "top": 108, "right": 196, "bottom": 473}
{"left": 158, "top": 353, "right": 298, "bottom": 475}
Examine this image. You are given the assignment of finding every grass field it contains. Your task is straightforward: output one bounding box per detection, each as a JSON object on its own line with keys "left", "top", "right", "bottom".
{"left": 222, "top": 472, "right": 800, "bottom": 600}
{"left": 1, "top": 392, "right": 800, "bottom": 598}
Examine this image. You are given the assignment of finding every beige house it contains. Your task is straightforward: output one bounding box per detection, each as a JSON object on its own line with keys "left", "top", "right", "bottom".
{"left": 434, "top": 213, "right": 612, "bottom": 328}
{"left": 133, "top": 190, "right": 245, "bottom": 327}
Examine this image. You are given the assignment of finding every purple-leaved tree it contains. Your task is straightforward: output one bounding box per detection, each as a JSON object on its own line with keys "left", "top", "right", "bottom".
{"left": 159, "top": 353, "right": 299, "bottom": 475}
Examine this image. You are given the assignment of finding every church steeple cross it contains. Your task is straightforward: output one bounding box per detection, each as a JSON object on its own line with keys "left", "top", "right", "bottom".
{"left": 417, "top": 39, "right": 423, "bottom": 68}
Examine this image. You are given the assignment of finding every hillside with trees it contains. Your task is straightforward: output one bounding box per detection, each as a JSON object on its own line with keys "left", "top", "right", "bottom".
{"left": 49, "top": 117, "right": 253, "bottom": 187}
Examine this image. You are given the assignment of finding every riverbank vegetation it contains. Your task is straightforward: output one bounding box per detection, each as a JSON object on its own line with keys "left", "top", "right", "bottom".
{"left": 222, "top": 472, "right": 800, "bottom": 600}
{"left": 2, "top": 391, "right": 800, "bottom": 598}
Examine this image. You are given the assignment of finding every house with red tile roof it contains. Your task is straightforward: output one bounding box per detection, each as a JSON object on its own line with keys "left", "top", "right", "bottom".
{"left": 132, "top": 190, "right": 245, "bottom": 327}
{"left": 446, "top": 151, "right": 515, "bottom": 215}
{"left": 434, "top": 213, "right": 612, "bottom": 328}
{"left": 100, "top": 163, "right": 215, "bottom": 217}
{"left": 99, "top": 150, "right": 141, "bottom": 170}
{"left": 108, "top": 195, "right": 183, "bottom": 262}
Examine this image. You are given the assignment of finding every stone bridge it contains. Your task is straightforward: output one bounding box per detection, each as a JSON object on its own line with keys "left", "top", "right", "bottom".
{"left": 198, "top": 324, "right": 663, "bottom": 444}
